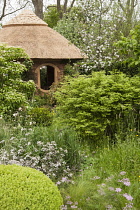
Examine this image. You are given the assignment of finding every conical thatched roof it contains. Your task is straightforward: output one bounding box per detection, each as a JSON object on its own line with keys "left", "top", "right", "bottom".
{"left": 0, "top": 10, "right": 84, "bottom": 59}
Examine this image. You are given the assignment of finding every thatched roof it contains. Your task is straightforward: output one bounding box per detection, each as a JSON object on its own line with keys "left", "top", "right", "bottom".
{"left": 0, "top": 10, "right": 85, "bottom": 60}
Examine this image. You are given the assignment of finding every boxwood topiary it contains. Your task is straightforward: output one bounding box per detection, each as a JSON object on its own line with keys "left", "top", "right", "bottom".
{"left": 0, "top": 164, "right": 63, "bottom": 210}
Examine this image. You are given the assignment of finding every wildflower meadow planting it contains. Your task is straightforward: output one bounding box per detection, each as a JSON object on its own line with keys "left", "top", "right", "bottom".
{"left": 0, "top": 1, "right": 140, "bottom": 209}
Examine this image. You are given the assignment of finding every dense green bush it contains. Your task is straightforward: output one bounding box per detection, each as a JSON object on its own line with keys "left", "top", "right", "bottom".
{"left": 0, "top": 164, "right": 63, "bottom": 210}
{"left": 114, "top": 25, "right": 140, "bottom": 76}
{"left": 28, "top": 107, "right": 53, "bottom": 126}
{"left": 0, "top": 44, "right": 35, "bottom": 115}
{"left": 55, "top": 71, "right": 140, "bottom": 141}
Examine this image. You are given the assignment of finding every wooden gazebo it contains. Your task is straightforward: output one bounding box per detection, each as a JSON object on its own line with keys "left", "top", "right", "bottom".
{"left": 0, "top": 10, "right": 84, "bottom": 92}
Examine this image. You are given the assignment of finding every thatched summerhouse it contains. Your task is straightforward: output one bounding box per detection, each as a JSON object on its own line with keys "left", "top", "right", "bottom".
{"left": 0, "top": 10, "right": 84, "bottom": 92}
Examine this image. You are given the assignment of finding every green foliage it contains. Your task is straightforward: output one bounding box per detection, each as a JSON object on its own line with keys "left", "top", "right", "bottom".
{"left": 28, "top": 107, "right": 53, "bottom": 126}
{"left": 64, "top": 63, "right": 79, "bottom": 76}
{"left": 0, "top": 119, "right": 82, "bottom": 182}
{"left": 114, "top": 25, "right": 140, "bottom": 76}
{"left": 31, "top": 94, "right": 51, "bottom": 107}
{"left": 55, "top": 71, "right": 140, "bottom": 141}
{"left": 44, "top": 6, "right": 60, "bottom": 28}
{"left": 62, "top": 133, "right": 140, "bottom": 209}
{"left": 0, "top": 44, "right": 35, "bottom": 115}
{"left": 55, "top": 6, "right": 84, "bottom": 47}
{"left": 0, "top": 164, "right": 63, "bottom": 210}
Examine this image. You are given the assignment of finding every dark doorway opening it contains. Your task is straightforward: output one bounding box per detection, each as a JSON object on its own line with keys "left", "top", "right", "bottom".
{"left": 40, "top": 65, "right": 54, "bottom": 90}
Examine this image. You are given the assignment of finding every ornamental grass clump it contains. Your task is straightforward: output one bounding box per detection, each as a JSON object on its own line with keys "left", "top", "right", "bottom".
{"left": 63, "top": 169, "right": 139, "bottom": 210}
{"left": 0, "top": 164, "right": 63, "bottom": 210}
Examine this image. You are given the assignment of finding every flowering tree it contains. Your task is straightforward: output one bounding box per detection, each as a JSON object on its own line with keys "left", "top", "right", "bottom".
{"left": 55, "top": 0, "right": 139, "bottom": 73}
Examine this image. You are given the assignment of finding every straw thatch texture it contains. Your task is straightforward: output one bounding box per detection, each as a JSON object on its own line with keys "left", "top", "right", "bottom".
{"left": 0, "top": 10, "right": 84, "bottom": 59}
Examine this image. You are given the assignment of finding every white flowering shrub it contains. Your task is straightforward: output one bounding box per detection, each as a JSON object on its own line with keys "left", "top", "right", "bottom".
{"left": 55, "top": 0, "right": 120, "bottom": 73}
{"left": 0, "top": 137, "right": 73, "bottom": 183}
{"left": 55, "top": 0, "right": 139, "bottom": 74}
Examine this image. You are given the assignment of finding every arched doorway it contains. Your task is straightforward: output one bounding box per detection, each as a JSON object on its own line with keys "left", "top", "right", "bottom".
{"left": 40, "top": 65, "right": 54, "bottom": 90}
{"left": 36, "top": 63, "right": 59, "bottom": 92}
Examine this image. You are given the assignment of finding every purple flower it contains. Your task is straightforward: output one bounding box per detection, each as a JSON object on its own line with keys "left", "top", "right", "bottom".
{"left": 61, "top": 205, "right": 67, "bottom": 210}
{"left": 66, "top": 195, "right": 71, "bottom": 199}
{"left": 56, "top": 181, "right": 61, "bottom": 185}
{"left": 118, "top": 178, "right": 131, "bottom": 186}
{"left": 108, "top": 187, "right": 114, "bottom": 191}
{"left": 97, "top": 188, "right": 105, "bottom": 195}
{"left": 123, "top": 193, "right": 133, "bottom": 201}
{"left": 120, "top": 171, "right": 126, "bottom": 175}
{"left": 123, "top": 203, "right": 133, "bottom": 209}
{"left": 71, "top": 205, "right": 78, "bottom": 209}
{"left": 115, "top": 188, "right": 122, "bottom": 192}
{"left": 66, "top": 201, "right": 73, "bottom": 205}
{"left": 61, "top": 177, "right": 68, "bottom": 182}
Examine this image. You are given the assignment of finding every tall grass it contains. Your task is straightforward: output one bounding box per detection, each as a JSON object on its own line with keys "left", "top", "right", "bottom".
{"left": 61, "top": 131, "right": 140, "bottom": 209}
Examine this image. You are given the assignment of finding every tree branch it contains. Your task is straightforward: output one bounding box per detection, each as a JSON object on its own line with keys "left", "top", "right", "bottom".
{"left": 64, "top": 0, "right": 68, "bottom": 13}
{"left": 68, "top": 0, "right": 76, "bottom": 12}
{"left": 70, "top": 0, "right": 76, "bottom": 8}
{"left": 57, "top": 0, "right": 63, "bottom": 18}
{"left": 0, "top": 0, "right": 30, "bottom": 21}
{"left": 0, "top": 0, "right": 7, "bottom": 21}
{"left": 118, "top": 0, "right": 125, "bottom": 12}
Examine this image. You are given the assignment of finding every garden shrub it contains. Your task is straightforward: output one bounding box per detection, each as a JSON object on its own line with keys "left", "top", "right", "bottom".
{"left": 0, "top": 121, "right": 82, "bottom": 183}
{"left": 31, "top": 94, "right": 52, "bottom": 108}
{"left": 0, "top": 44, "right": 35, "bottom": 115}
{"left": 0, "top": 164, "right": 63, "bottom": 210}
{"left": 0, "top": 139, "right": 71, "bottom": 183}
{"left": 28, "top": 107, "right": 53, "bottom": 126}
{"left": 114, "top": 25, "right": 140, "bottom": 76}
{"left": 55, "top": 71, "right": 140, "bottom": 141}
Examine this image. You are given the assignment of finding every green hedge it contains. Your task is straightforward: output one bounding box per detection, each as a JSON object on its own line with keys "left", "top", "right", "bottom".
{"left": 0, "top": 165, "right": 63, "bottom": 210}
